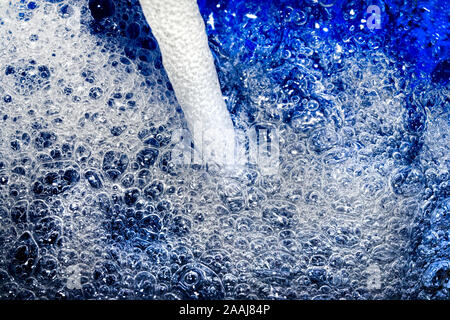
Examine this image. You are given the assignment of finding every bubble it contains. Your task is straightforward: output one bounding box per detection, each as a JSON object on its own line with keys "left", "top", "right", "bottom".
{"left": 247, "top": 186, "right": 266, "bottom": 208}
{"left": 169, "top": 215, "right": 192, "bottom": 237}
{"left": 102, "top": 151, "right": 129, "bottom": 181}
{"left": 391, "top": 166, "right": 425, "bottom": 197}
{"left": 32, "top": 163, "right": 81, "bottom": 197}
{"left": 145, "top": 243, "right": 169, "bottom": 264}
{"left": 135, "top": 271, "right": 156, "bottom": 298}
{"left": 172, "top": 263, "right": 224, "bottom": 299}
{"left": 234, "top": 283, "right": 251, "bottom": 299}
{"left": 8, "top": 232, "right": 39, "bottom": 280}
{"left": 35, "top": 255, "right": 59, "bottom": 283}
{"left": 140, "top": 214, "right": 162, "bottom": 235}
{"left": 10, "top": 200, "right": 28, "bottom": 224}
{"left": 136, "top": 148, "right": 159, "bottom": 169}
{"left": 259, "top": 175, "right": 283, "bottom": 195}
{"left": 34, "top": 131, "right": 57, "bottom": 151}
{"left": 33, "top": 216, "right": 63, "bottom": 247}
{"left": 59, "top": 4, "right": 74, "bottom": 19}
{"left": 120, "top": 173, "right": 135, "bottom": 189}
{"left": 217, "top": 179, "right": 246, "bottom": 213}
{"left": 422, "top": 260, "right": 450, "bottom": 290}
{"left": 139, "top": 123, "right": 172, "bottom": 148}
{"left": 143, "top": 180, "right": 164, "bottom": 200}
{"left": 430, "top": 199, "right": 450, "bottom": 229}
{"left": 200, "top": 249, "right": 232, "bottom": 275}
{"left": 262, "top": 200, "right": 298, "bottom": 228}
{"left": 123, "top": 188, "right": 140, "bottom": 206}
{"left": 308, "top": 126, "right": 339, "bottom": 154}
{"left": 88, "top": 0, "right": 115, "bottom": 21}
{"left": 136, "top": 169, "right": 152, "bottom": 188}
{"left": 89, "top": 87, "right": 104, "bottom": 100}
{"left": 84, "top": 170, "right": 103, "bottom": 189}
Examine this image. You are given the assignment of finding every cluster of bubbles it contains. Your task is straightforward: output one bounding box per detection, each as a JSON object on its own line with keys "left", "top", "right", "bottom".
{"left": 0, "top": 0, "right": 448, "bottom": 300}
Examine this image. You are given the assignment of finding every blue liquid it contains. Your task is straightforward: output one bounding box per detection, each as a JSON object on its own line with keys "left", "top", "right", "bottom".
{"left": 0, "top": 0, "right": 448, "bottom": 300}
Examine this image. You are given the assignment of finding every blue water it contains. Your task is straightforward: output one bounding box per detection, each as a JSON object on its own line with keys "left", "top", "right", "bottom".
{"left": 0, "top": 0, "right": 448, "bottom": 300}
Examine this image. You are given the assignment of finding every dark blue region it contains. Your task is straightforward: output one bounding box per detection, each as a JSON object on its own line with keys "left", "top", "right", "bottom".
{"left": 81, "top": 0, "right": 448, "bottom": 127}
{"left": 198, "top": 0, "right": 449, "bottom": 84}
{"left": 82, "top": 0, "right": 167, "bottom": 85}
